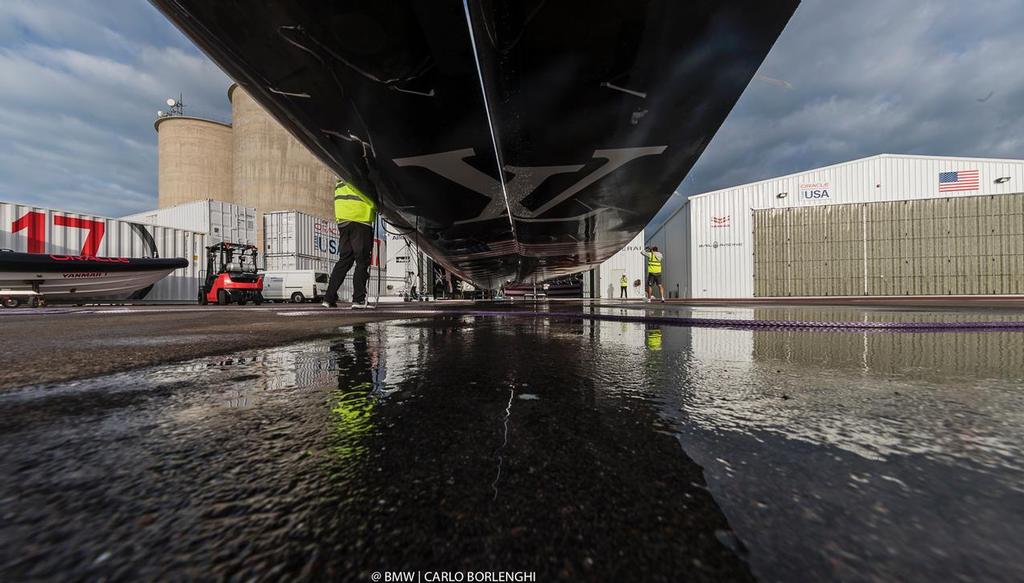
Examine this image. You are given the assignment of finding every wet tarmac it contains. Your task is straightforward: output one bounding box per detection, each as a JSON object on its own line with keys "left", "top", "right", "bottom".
{"left": 2, "top": 304, "right": 1023, "bottom": 581}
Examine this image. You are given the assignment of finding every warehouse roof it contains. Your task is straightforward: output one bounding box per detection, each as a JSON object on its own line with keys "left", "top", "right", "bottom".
{"left": 647, "top": 152, "right": 1024, "bottom": 240}
{"left": 688, "top": 153, "right": 1024, "bottom": 200}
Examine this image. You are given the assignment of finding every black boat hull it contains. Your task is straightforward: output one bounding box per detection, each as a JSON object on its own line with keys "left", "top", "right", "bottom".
{"left": 150, "top": 0, "right": 799, "bottom": 288}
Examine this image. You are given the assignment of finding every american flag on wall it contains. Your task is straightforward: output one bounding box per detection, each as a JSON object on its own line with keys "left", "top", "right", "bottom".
{"left": 938, "top": 169, "right": 980, "bottom": 192}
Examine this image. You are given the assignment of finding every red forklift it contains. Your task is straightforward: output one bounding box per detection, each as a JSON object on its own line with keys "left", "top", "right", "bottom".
{"left": 198, "top": 242, "right": 264, "bottom": 305}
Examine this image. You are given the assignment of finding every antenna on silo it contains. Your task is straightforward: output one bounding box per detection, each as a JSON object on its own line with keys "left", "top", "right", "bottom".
{"left": 158, "top": 94, "right": 185, "bottom": 118}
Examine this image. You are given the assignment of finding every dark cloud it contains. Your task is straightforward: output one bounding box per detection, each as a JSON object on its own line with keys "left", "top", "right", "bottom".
{"left": 650, "top": 0, "right": 1024, "bottom": 232}
{"left": 0, "top": 0, "right": 229, "bottom": 216}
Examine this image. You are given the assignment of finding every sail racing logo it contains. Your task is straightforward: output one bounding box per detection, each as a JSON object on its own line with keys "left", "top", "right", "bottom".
{"left": 800, "top": 182, "right": 831, "bottom": 200}
{"left": 710, "top": 215, "right": 730, "bottom": 228}
{"left": 698, "top": 241, "right": 742, "bottom": 249}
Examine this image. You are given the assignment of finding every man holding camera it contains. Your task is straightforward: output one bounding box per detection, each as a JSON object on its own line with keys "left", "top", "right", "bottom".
{"left": 641, "top": 246, "right": 665, "bottom": 303}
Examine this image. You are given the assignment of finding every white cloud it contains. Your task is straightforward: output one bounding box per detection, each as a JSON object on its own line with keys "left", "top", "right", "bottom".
{"left": 0, "top": 1, "right": 230, "bottom": 217}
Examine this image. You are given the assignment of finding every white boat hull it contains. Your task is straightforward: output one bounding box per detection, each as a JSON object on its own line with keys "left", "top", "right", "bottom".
{"left": 0, "top": 268, "right": 178, "bottom": 301}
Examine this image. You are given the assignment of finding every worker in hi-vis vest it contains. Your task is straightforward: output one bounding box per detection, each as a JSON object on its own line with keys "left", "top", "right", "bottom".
{"left": 641, "top": 245, "right": 665, "bottom": 303}
{"left": 619, "top": 273, "right": 629, "bottom": 298}
{"left": 322, "top": 178, "right": 376, "bottom": 309}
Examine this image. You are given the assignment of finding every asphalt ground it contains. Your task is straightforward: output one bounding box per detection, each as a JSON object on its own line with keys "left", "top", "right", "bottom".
{"left": 1, "top": 301, "right": 1023, "bottom": 581}
{"left": 0, "top": 304, "right": 413, "bottom": 390}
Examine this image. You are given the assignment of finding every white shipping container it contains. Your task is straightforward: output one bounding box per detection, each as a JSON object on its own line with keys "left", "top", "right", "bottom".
{"left": 121, "top": 199, "right": 257, "bottom": 247}
{"left": 265, "top": 253, "right": 335, "bottom": 273}
{"left": 595, "top": 230, "right": 645, "bottom": 299}
{"left": 1, "top": 201, "right": 206, "bottom": 302}
{"left": 264, "top": 210, "right": 385, "bottom": 270}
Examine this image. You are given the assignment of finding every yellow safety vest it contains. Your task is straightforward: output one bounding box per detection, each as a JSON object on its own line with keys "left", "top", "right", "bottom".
{"left": 647, "top": 252, "right": 662, "bottom": 274}
{"left": 334, "top": 182, "right": 376, "bottom": 224}
{"left": 646, "top": 328, "right": 662, "bottom": 351}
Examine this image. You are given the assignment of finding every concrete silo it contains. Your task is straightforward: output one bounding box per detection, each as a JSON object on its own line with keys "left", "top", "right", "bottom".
{"left": 154, "top": 116, "right": 233, "bottom": 209}
{"left": 229, "top": 84, "right": 335, "bottom": 249}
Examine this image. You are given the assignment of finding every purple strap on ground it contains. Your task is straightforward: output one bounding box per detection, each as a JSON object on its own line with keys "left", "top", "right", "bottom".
{"left": 387, "top": 309, "right": 1024, "bottom": 331}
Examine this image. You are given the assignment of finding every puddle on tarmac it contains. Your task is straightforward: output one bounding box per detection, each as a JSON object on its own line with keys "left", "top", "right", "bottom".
{"left": 1, "top": 313, "right": 1023, "bottom": 582}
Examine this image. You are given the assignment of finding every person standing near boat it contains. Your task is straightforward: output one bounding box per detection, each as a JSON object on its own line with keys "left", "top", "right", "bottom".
{"left": 641, "top": 246, "right": 665, "bottom": 303}
{"left": 322, "top": 178, "right": 376, "bottom": 309}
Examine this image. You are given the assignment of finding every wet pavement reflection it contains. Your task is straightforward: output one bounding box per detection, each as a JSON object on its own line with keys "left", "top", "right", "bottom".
{"left": 1, "top": 309, "right": 1023, "bottom": 581}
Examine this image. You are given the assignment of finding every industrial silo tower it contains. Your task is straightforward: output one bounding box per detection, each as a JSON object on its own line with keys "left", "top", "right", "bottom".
{"left": 229, "top": 84, "right": 335, "bottom": 248}
{"left": 154, "top": 113, "right": 233, "bottom": 209}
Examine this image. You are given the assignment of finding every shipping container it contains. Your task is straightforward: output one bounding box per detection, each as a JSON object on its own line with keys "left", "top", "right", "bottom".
{"left": 263, "top": 210, "right": 385, "bottom": 269}
{"left": 1, "top": 201, "right": 206, "bottom": 302}
{"left": 121, "top": 199, "right": 257, "bottom": 247}
{"left": 651, "top": 154, "right": 1024, "bottom": 298}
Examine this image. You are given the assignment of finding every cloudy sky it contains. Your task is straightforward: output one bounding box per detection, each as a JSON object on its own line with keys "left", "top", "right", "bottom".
{"left": 1, "top": 1, "right": 1023, "bottom": 222}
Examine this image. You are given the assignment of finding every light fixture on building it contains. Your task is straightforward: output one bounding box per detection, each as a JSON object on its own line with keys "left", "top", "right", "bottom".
{"left": 994, "top": 176, "right": 1011, "bottom": 184}
{"left": 776, "top": 192, "right": 788, "bottom": 199}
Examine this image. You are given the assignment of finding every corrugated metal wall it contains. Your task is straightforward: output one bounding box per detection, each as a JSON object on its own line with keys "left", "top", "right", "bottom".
{"left": 595, "top": 231, "right": 645, "bottom": 299}
{"left": 753, "top": 193, "right": 1024, "bottom": 296}
{"left": 122, "top": 199, "right": 257, "bottom": 246}
{"left": 684, "top": 154, "right": 1024, "bottom": 297}
{"left": 1, "top": 201, "right": 206, "bottom": 302}
{"left": 646, "top": 202, "right": 690, "bottom": 297}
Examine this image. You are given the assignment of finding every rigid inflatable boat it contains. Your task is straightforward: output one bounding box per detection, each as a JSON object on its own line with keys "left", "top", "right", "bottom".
{"left": 0, "top": 251, "right": 187, "bottom": 302}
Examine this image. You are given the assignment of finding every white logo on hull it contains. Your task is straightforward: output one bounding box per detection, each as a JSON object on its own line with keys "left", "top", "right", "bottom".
{"left": 393, "top": 146, "right": 667, "bottom": 224}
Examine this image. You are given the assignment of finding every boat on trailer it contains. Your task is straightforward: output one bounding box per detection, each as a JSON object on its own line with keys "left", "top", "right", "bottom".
{"left": 0, "top": 250, "right": 187, "bottom": 306}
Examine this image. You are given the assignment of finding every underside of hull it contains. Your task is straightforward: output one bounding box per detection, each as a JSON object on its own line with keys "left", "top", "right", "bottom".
{"left": 150, "top": 0, "right": 799, "bottom": 288}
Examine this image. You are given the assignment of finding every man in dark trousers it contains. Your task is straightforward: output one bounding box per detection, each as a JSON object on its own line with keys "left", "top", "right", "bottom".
{"left": 322, "top": 178, "right": 376, "bottom": 309}
{"left": 620, "top": 273, "right": 629, "bottom": 298}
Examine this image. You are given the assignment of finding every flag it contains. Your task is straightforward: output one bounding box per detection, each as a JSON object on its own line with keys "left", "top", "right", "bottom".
{"left": 939, "top": 170, "right": 979, "bottom": 192}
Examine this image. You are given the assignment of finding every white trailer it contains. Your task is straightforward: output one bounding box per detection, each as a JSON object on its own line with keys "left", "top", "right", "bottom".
{"left": 261, "top": 270, "right": 329, "bottom": 303}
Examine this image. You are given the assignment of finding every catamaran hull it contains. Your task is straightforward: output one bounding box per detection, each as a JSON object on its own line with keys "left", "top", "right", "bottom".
{"left": 150, "top": 0, "right": 800, "bottom": 287}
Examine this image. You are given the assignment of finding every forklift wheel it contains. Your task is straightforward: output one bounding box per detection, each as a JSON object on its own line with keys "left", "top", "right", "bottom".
{"left": 217, "top": 289, "right": 229, "bottom": 305}
{"left": 198, "top": 291, "right": 208, "bottom": 306}
{"left": 2, "top": 297, "right": 19, "bottom": 309}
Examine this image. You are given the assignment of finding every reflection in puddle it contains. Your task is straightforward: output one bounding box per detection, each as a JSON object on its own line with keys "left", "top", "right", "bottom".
{"left": 492, "top": 386, "right": 514, "bottom": 501}
{"left": 3, "top": 311, "right": 1023, "bottom": 581}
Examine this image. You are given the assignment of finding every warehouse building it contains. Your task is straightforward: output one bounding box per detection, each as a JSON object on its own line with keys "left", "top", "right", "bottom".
{"left": 647, "top": 154, "right": 1024, "bottom": 298}
{"left": 587, "top": 231, "right": 646, "bottom": 299}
